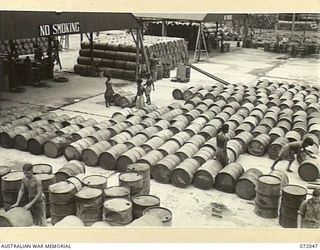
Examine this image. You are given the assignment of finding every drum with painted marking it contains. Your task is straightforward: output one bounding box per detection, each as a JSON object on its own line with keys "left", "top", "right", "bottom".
{"left": 193, "top": 160, "right": 222, "bottom": 190}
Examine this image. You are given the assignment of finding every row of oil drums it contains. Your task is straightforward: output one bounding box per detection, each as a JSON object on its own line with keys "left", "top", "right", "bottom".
{"left": 0, "top": 162, "right": 171, "bottom": 227}
{"left": 50, "top": 161, "right": 172, "bottom": 226}
{"left": 74, "top": 64, "right": 136, "bottom": 81}
{"left": 0, "top": 107, "right": 50, "bottom": 128}
{"left": 76, "top": 36, "right": 188, "bottom": 80}
{"left": 171, "top": 80, "right": 320, "bottom": 181}
{"left": 218, "top": 164, "right": 309, "bottom": 228}
{"left": 263, "top": 41, "right": 320, "bottom": 56}
{"left": 0, "top": 37, "right": 56, "bottom": 56}
{"left": 2, "top": 81, "right": 319, "bottom": 185}
{"left": 252, "top": 171, "right": 308, "bottom": 228}
{"left": 173, "top": 80, "right": 320, "bottom": 107}
{"left": 2, "top": 83, "right": 319, "bottom": 182}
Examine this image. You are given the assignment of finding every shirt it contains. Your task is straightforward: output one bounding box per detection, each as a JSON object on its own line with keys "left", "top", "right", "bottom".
{"left": 298, "top": 199, "right": 320, "bottom": 224}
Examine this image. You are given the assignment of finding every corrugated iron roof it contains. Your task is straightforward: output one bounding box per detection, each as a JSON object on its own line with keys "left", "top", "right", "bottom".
{"left": 134, "top": 13, "right": 247, "bottom": 22}
{"left": 0, "top": 11, "right": 141, "bottom": 41}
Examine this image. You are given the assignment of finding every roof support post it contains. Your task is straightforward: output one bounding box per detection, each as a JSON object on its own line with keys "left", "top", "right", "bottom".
{"left": 291, "top": 13, "right": 296, "bottom": 42}
{"left": 89, "top": 32, "right": 94, "bottom": 67}
{"left": 193, "top": 22, "right": 208, "bottom": 62}
{"left": 137, "top": 28, "right": 151, "bottom": 74}
{"left": 135, "top": 28, "right": 140, "bottom": 80}
{"left": 161, "top": 21, "right": 167, "bottom": 36}
{"left": 193, "top": 22, "right": 202, "bottom": 62}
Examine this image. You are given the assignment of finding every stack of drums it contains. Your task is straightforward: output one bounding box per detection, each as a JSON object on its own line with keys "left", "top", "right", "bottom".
{"left": 103, "top": 198, "right": 133, "bottom": 226}
{"left": 49, "top": 181, "right": 77, "bottom": 225}
{"left": 0, "top": 166, "right": 11, "bottom": 207}
{"left": 279, "top": 185, "right": 307, "bottom": 228}
{"left": 55, "top": 161, "right": 86, "bottom": 183}
{"left": 75, "top": 187, "right": 103, "bottom": 226}
{"left": 1, "top": 172, "right": 28, "bottom": 210}
{"left": 36, "top": 173, "right": 56, "bottom": 218}
{"left": 254, "top": 175, "right": 282, "bottom": 218}
{"left": 127, "top": 163, "right": 150, "bottom": 195}
{"left": 235, "top": 168, "right": 263, "bottom": 200}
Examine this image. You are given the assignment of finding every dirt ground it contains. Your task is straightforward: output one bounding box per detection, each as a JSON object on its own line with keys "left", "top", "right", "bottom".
{"left": 1, "top": 33, "right": 320, "bottom": 228}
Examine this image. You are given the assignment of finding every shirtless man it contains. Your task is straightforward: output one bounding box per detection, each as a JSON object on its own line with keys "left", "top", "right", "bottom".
{"left": 11, "top": 163, "right": 47, "bottom": 226}
{"left": 215, "top": 124, "right": 230, "bottom": 167}
{"left": 271, "top": 137, "right": 316, "bottom": 172}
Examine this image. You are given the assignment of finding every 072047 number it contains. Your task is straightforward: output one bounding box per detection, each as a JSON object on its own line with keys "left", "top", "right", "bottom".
{"left": 300, "top": 244, "right": 318, "bottom": 248}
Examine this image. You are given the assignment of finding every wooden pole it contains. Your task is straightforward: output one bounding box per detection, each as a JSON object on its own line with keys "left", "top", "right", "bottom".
{"left": 138, "top": 29, "right": 151, "bottom": 74}
{"left": 291, "top": 13, "right": 296, "bottom": 42}
{"left": 89, "top": 32, "right": 94, "bottom": 68}
{"left": 161, "top": 21, "right": 167, "bottom": 36}
{"left": 193, "top": 23, "right": 201, "bottom": 62}
{"left": 200, "top": 27, "right": 209, "bottom": 61}
{"left": 197, "top": 23, "right": 203, "bottom": 62}
{"left": 135, "top": 28, "right": 140, "bottom": 80}
{"left": 275, "top": 13, "right": 279, "bottom": 33}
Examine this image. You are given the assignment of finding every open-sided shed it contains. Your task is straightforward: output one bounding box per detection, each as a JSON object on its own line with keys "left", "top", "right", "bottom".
{"left": 134, "top": 13, "right": 248, "bottom": 61}
{"left": 0, "top": 11, "right": 141, "bottom": 41}
{"left": 0, "top": 11, "right": 144, "bottom": 79}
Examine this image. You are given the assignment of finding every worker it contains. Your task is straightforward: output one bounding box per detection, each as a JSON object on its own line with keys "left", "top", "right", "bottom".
{"left": 149, "top": 52, "right": 158, "bottom": 82}
{"left": 104, "top": 75, "right": 114, "bottom": 107}
{"left": 271, "top": 137, "right": 316, "bottom": 172}
{"left": 143, "top": 73, "right": 155, "bottom": 105}
{"left": 23, "top": 56, "right": 33, "bottom": 85}
{"left": 46, "top": 50, "right": 55, "bottom": 79}
{"left": 134, "top": 78, "right": 145, "bottom": 109}
{"left": 219, "top": 29, "right": 225, "bottom": 53}
{"left": 215, "top": 124, "right": 230, "bottom": 167}
{"left": 249, "top": 26, "right": 255, "bottom": 42}
{"left": 11, "top": 163, "right": 47, "bottom": 226}
{"left": 34, "top": 46, "right": 44, "bottom": 62}
{"left": 297, "top": 188, "right": 320, "bottom": 228}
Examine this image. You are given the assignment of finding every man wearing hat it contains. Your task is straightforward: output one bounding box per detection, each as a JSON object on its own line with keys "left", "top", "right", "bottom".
{"left": 297, "top": 188, "right": 320, "bottom": 228}
{"left": 11, "top": 163, "right": 47, "bottom": 226}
